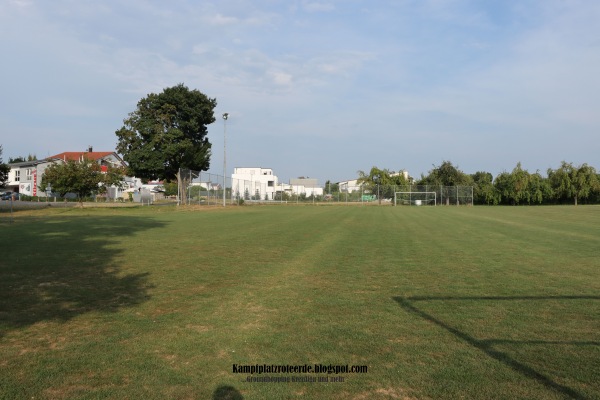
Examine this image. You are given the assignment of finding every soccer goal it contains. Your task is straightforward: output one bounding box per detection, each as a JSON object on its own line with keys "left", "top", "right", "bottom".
{"left": 394, "top": 191, "right": 437, "bottom": 206}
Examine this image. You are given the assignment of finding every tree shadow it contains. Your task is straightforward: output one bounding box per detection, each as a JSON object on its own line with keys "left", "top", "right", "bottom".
{"left": 0, "top": 215, "right": 166, "bottom": 337}
{"left": 393, "top": 295, "right": 600, "bottom": 400}
{"left": 213, "top": 385, "right": 244, "bottom": 400}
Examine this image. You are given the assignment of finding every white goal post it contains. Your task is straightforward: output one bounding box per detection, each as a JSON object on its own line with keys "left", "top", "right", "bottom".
{"left": 394, "top": 191, "right": 437, "bottom": 206}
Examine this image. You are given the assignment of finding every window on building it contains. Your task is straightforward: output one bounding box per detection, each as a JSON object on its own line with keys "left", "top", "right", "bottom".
{"left": 268, "top": 181, "right": 274, "bottom": 187}
{"left": 15, "top": 170, "right": 20, "bottom": 182}
{"left": 26, "top": 168, "right": 32, "bottom": 180}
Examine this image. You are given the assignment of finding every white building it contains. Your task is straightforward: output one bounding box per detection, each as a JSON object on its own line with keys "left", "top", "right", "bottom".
{"left": 289, "top": 178, "right": 323, "bottom": 197}
{"left": 390, "top": 170, "right": 410, "bottom": 181}
{"left": 231, "top": 167, "right": 279, "bottom": 200}
{"left": 6, "top": 159, "right": 48, "bottom": 196}
{"left": 231, "top": 168, "right": 324, "bottom": 200}
{"left": 337, "top": 179, "right": 363, "bottom": 193}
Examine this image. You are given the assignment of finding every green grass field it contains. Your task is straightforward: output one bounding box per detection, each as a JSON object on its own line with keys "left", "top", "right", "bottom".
{"left": 1, "top": 205, "right": 599, "bottom": 399}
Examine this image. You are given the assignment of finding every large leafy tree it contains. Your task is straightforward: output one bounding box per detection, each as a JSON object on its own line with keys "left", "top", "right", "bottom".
{"left": 418, "top": 161, "right": 470, "bottom": 186}
{"left": 493, "top": 170, "right": 514, "bottom": 205}
{"left": 41, "top": 159, "right": 125, "bottom": 204}
{"left": 471, "top": 171, "right": 499, "bottom": 205}
{"left": 527, "top": 171, "right": 552, "bottom": 205}
{"left": 418, "top": 161, "right": 471, "bottom": 205}
{"left": 0, "top": 145, "right": 9, "bottom": 188}
{"left": 509, "top": 162, "right": 531, "bottom": 205}
{"left": 494, "top": 162, "right": 532, "bottom": 205}
{"left": 115, "top": 84, "right": 216, "bottom": 203}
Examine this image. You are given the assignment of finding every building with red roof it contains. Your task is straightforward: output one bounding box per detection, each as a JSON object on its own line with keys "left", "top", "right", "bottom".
{"left": 5, "top": 147, "right": 132, "bottom": 199}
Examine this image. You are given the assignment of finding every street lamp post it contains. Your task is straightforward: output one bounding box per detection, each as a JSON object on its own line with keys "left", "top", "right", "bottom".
{"left": 222, "top": 112, "right": 228, "bottom": 207}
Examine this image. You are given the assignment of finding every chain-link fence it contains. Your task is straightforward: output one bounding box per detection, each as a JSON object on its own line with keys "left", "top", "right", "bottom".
{"left": 178, "top": 169, "right": 232, "bottom": 205}
{"left": 177, "top": 169, "right": 473, "bottom": 206}
{"left": 326, "top": 185, "right": 473, "bottom": 206}
{"left": 391, "top": 185, "right": 474, "bottom": 206}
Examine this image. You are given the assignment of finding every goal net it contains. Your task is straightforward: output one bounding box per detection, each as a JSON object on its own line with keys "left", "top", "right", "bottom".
{"left": 394, "top": 191, "right": 437, "bottom": 206}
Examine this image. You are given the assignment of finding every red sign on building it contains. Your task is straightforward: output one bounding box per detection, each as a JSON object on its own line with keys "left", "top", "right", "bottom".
{"left": 33, "top": 169, "right": 37, "bottom": 196}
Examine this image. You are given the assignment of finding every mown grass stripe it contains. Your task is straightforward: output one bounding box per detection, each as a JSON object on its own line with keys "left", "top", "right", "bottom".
{"left": 0, "top": 205, "right": 598, "bottom": 399}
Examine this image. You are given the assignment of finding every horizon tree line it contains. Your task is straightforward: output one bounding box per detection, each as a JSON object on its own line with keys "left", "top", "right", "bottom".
{"left": 333, "top": 161, "right": 600, "bottom": 206}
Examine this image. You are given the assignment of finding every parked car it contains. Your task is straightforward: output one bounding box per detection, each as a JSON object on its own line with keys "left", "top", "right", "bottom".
{"left": 1, "top": 192, "right": 19, "bottom": 200}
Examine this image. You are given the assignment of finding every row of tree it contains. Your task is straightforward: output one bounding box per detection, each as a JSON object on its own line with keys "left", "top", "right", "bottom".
{"left": 472, "top": 162, "right": 599, "bottom": 205}
{"left": 8, "top": 154, "right": 37, "bottom": 163}
{"left": 351, "top": 161, "right": 600, "bottom": 206}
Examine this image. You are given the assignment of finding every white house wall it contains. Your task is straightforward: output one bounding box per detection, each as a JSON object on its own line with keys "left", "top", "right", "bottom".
{"left": 290, "top": 184, "right": 323, "bottom": 197}
{"left": 6, "top": 160, "right": 53, "bottom": 196}
{"left": 337, "top": 179, "right": 363, "bottom": 193}
{"left": 232, "top": 167, "right": 279, "bottom": 200}
{"left": 232, "top": 167, "right": 327, "bottom": 199}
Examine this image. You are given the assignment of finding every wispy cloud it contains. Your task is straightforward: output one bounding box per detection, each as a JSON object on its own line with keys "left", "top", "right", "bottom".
{"left": 206, "top": 13, "right": 239, "bottom": 26}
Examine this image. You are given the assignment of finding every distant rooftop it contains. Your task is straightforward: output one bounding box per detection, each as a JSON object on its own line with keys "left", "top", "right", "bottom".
{"left": 47, "top": 151, "right": 115, "bottom": 162}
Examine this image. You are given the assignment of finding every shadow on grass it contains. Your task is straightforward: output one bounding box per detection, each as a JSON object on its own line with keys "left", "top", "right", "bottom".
{"left": 213, "top": 385, "right": 244, "bottom": 400}
{"left": 393, "top": 295, "right": 600, "bottom": 400}
{"left": 0, "top": 215, "right": 166, "bottom": 337}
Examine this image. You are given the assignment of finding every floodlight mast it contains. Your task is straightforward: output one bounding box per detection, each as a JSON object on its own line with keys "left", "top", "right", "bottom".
{"left": 222, "top": 112, "right": 228, "bottom": 207}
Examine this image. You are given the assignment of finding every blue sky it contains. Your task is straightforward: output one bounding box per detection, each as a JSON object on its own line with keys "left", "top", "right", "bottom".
{"left": 1, "top": 0, "right": 599, "bottom": 183}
